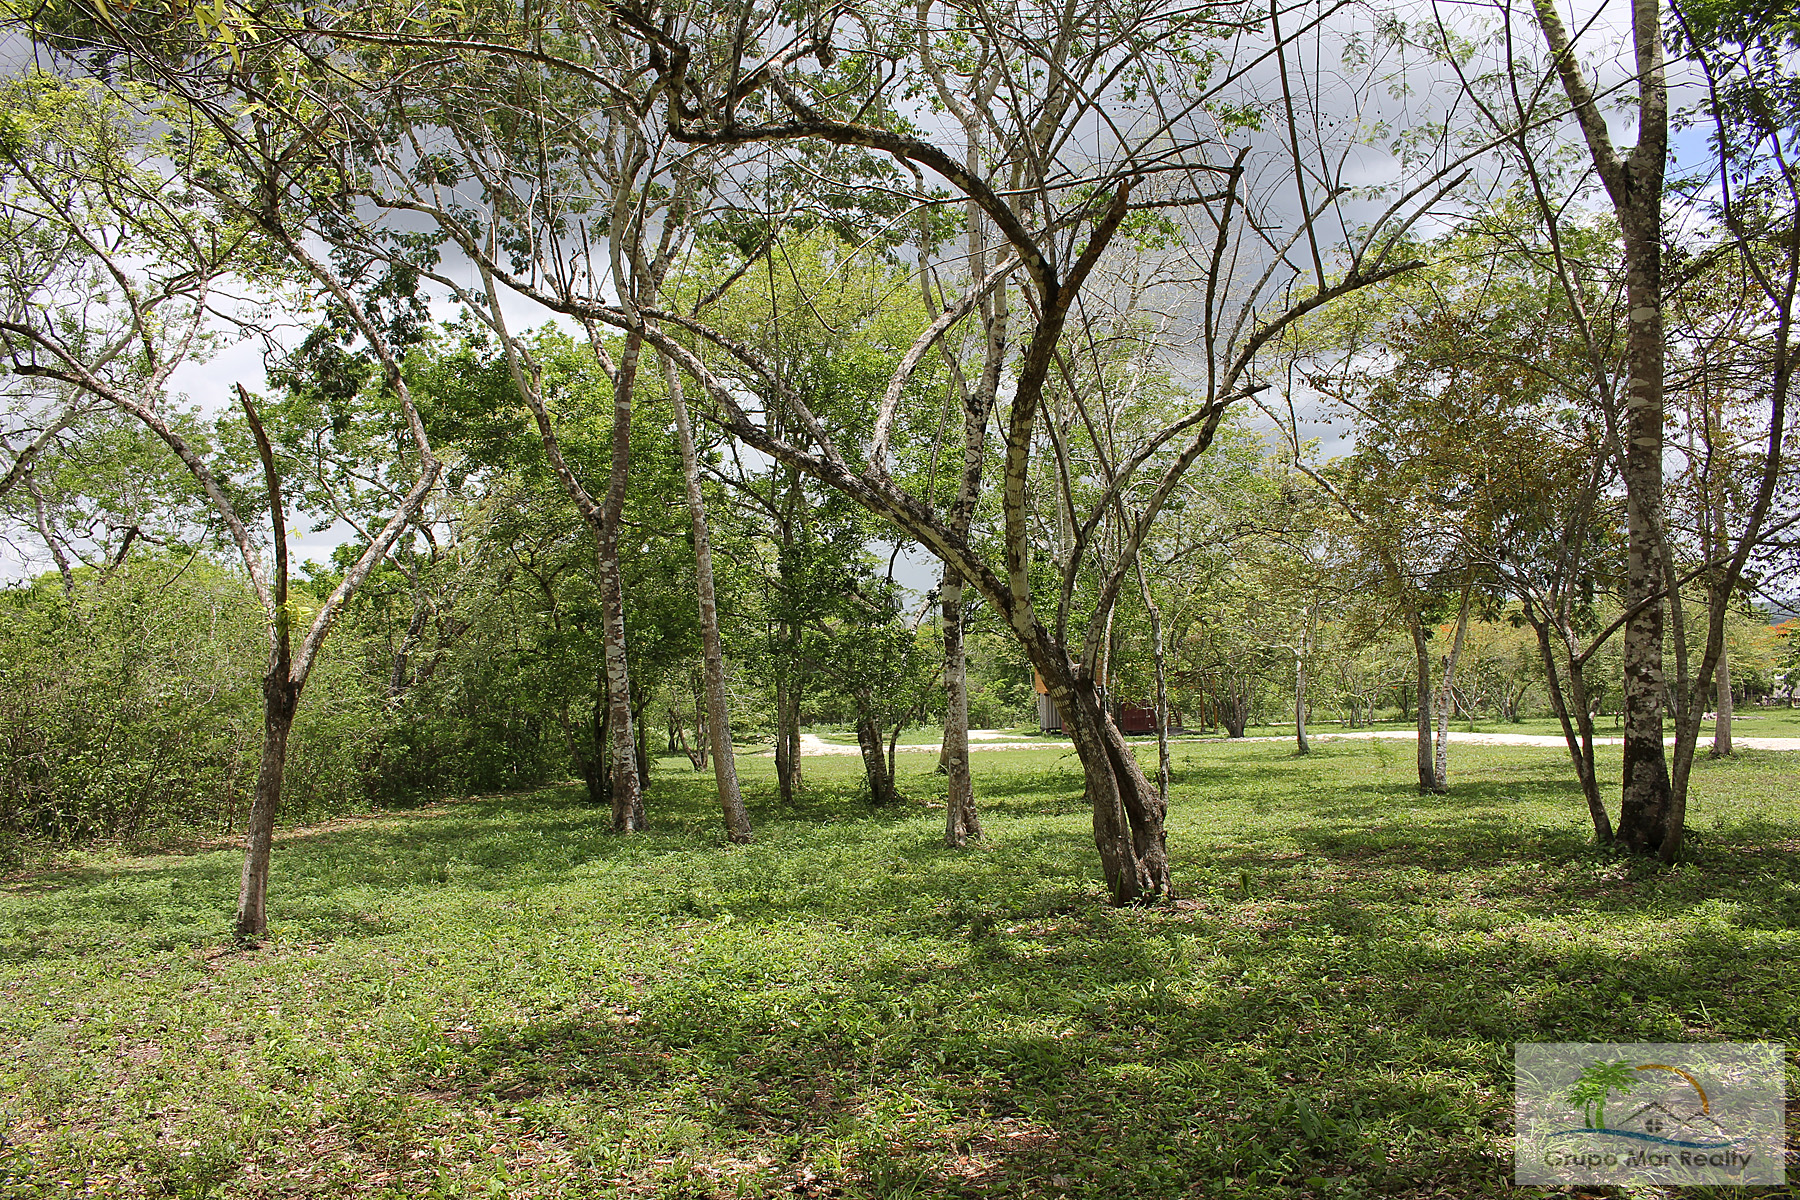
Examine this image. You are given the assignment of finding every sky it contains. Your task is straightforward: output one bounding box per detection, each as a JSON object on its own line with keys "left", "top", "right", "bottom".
{"left": 0, "top": 0, "right": 1761, "bottom": 593}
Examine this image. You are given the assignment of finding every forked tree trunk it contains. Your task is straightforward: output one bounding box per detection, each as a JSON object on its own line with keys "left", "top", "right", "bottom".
{"left": 774, "top": 670, "right": 804, "bottom": 803}
{"left": 854, "top": 706, "right": 900, "bottom": 808}
{"left": 1222, "top": 679, "right": 1250, "bottom": 739}
{"left": 666, "top": 360, "right": 751, "bottom": 842}
{"left": 1044, "top": 667, "right": 1169, "bottom": 904}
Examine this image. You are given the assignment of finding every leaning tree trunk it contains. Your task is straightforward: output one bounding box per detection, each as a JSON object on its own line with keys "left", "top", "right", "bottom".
{"left": 1528, "top": 611, "right": 1612, "bottom": 842}
{"left": 1134, "top": 557, "right": 1172, "bottom": 804}
{"left": 632, "top": 688, "right": 651, "bottom": 791}
{"left": 666, "top": 359, "right": 751, "bottom": 842}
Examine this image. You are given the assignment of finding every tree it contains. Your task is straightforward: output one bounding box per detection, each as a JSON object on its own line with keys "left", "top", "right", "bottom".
{"left": 0, "top": 74, "right": 441, "bottom": 939}
{"left": 35, "top": 0, "right": 1482, "bottom": 902}
{"left": 1411, "top": 0, "right": 1796, "bottom": 859}
{"left": 1568, "top": 1061, "right": 1639, "bottom": 1129}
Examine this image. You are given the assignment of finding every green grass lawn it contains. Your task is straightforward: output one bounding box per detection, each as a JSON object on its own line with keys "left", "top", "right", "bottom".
{"left": 3, "top": 741, "right": 1796, "bottom": 1198}
{"left": 1225, "top": 707, "right": 1800, "bottom": 741}
{"left": 810, "top": 726, "right": 1066, "bottom": 747}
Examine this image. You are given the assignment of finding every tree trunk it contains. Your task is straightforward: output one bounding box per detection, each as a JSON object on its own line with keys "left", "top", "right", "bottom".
{"left": 1528, "top": 611, "right": 1611, "bottom": 842}
{"left": 1222, "top": 679, "right": 1250, "bottom": 738}
{"left": 598, "top": 326, "right": 648, "bottom": 832}
{"left": 1535, "top": 0, "right": 1671, "bottom": 855}
{"left": 1432, "top": 581, "right": 1474, "bottom": 789}
{"left": 774, "top": 674, "right": 796, "bottom": 802}
{"left": 670, "top": 709, "right": 700, "bottom": 769}
{"left": 1135, "top": 557, "right": 1172, "bottom": 804}
{"left": 940, "top": 567, "right": 982, "bottom": 846}
{"left": 1407, "top": 606, "right": 1441, "bottom": 794}
{"left": 578, "top": 679, "right": 611, "bottom": 807}
{"left": 386, "top": 602, "right": 431, "bottom": 699}
{"left": 666, "top": 359, "right": 751, "bottom": 840}
{"left": 1711, "top": 639, "right": 1734, "bottom": 757}
{"left": 598, "top": 547, "right": 644, "bottom": 832}
{"left": 1042, "top": 664, "right": 1169, "bottom": 904}
{"left": 774, "top": 669, "right": 804, "bottom": 802}
{"left": 1294, "top": 650, "right": 1310, "bottom": 755}
{"left": 1612, "top": 270, "right": 1675, "bottom": 853}
{"left": 632, "top": 688, "right": 651, "bottom": 792}
{"left": 235, "top": 671, "right": 299, "bottom": 942}
{"left": 693, "top": 684, "right": 710, "bottom": 770}
{"left": 854, "top": 705, "right": 899, "bottom": 808}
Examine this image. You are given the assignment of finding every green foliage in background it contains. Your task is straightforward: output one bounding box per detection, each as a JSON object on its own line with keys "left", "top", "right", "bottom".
{"left": 0, "top": 555, "right": 377, "bottom": 859}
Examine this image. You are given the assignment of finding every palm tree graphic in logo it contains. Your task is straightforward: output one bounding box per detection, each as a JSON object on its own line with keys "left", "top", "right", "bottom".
{"left": 1568, "top": 1061, "right": 1640, "bottom": 1129}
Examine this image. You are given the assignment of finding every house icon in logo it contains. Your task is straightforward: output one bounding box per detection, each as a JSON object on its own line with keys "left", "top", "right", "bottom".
{"left": 1624, "top": 1101, "right": 1727, "bottom": 1139}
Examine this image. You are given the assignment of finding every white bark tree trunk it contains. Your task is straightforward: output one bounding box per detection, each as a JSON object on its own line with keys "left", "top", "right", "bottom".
{"left": 665, "top": 359, "right": 751, "bottom": 841}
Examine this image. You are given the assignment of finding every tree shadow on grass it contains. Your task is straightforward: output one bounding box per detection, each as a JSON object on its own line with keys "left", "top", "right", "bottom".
{"left": 386, "top": 884, "right": 1569, "bottom": 1197}
{"left": 7, "top": 746, "right": 1797, "bottom": 1198}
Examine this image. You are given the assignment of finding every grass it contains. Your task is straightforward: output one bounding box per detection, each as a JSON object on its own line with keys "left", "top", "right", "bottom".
{"left": 1222, "top": 708, "right": 1800, "bottom": 741}
{"left": 2, "top": 739, "right": 1796, "bottom": 1199}
{"left": 809, "top": 726, "right": 1065, "bottom": 748}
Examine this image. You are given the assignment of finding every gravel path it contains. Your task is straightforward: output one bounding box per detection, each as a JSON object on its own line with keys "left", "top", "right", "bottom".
{"left": 785, "top": 729, "right": 1800, "bottom": 755}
